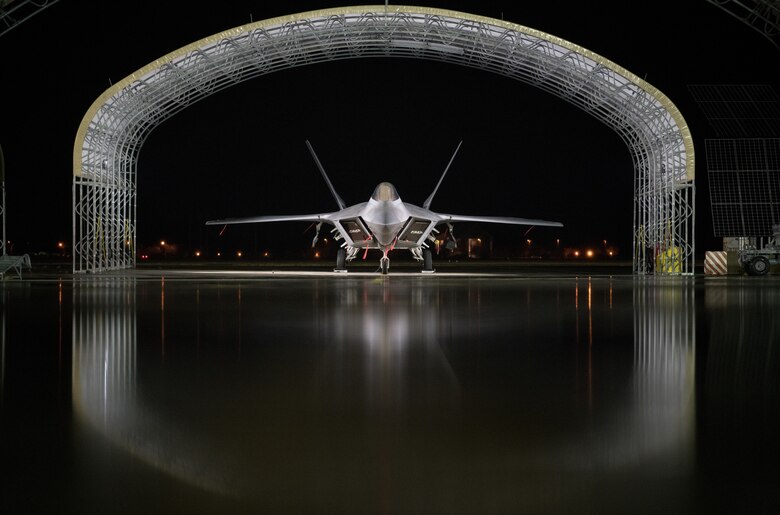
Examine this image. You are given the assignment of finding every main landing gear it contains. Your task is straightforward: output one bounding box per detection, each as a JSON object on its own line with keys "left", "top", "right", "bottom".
{"left": 422, "top": 248, "right": 434, "bottom": 273}
{"left": 334, "top": 248, "right": 347, "bottom": 272}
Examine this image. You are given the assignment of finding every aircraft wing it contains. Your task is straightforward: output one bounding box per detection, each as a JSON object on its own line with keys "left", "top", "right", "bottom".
{"left": 435, "top": 214, "right": 563, "bottom": 227}
{"left": 205, "top": 213, "right": 336, "bottom": 226}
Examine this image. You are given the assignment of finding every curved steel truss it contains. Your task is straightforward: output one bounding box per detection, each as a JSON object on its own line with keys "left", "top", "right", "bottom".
{"left": 73, "top": 5, "right": 695, "bottom": 274}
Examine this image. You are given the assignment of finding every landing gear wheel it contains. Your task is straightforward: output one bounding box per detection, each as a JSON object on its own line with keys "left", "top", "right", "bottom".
{"left": 747, "top": 255, "right": 770, "bottom": 276}
{"left": 422, "top": 248, "right": 434, "bottom": 272}
{"left": 380, "top": 256, "right": 389, "bottom": 275}
{"left": 335, "top": 248, "right": 346, "bottom": 271}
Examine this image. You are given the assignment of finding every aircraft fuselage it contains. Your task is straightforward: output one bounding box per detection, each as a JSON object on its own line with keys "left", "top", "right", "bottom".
{"left": 329, "top": 182, "right": 439, "bottom": 256}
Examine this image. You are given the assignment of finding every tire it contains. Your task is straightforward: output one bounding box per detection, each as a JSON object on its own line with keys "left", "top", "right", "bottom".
{"left": 380, "top": 257, "right": 389, "bottom": 275}
{"left": 423, "top": 248, "right": 433, "bottom": 271}
{"left": 748, "top": 256, "right": 770, "bottom": 276}
{"left": 335, "top": 248, "right": 346, "bottom": 270}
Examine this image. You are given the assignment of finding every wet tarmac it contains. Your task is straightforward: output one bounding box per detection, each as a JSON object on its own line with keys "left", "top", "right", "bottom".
{"left": 1, "top": 267, "right": 779, "bottom": 514}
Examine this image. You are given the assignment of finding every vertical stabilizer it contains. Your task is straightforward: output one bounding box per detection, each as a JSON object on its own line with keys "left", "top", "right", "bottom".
{"left": 306, "top": 140, "right": 346, "bottom": 210}
{"left": 423, "top": 140, "right": 462, "bottom": 210}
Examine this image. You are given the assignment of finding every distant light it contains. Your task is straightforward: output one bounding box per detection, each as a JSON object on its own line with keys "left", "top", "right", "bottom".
{"left": 586, "top": 249, "right": 594, "bottom": 258}
{"left": 57, "top": 242, "right": 64, "bottom": 248}
{"left": 263, "top": 251, "right": 269, "bottom": 257}
{"left": 195, "top": 251, "right": 201, "bottom": 257}
{"left": 526, "top": 239, "right": 532, "bottom": 245}
{"left": 237, "top": 251, "right": 242, "bottom": 257}
{"left": 574, "top": 250, "right": 580, "bottom": 257}
{"left": 160, "top": 240, "right": 166, "bottom": 246}
{"left": 477, "top": 238, "right": 482, "bottom": 243}
{"left": 608, "top": 250, "right": 614, "bottom": 256}
{"left": 556, "top": 239, "right": 560, "bottom": 245}
{"left": 217, "top": 252, "right": 221, "bottom": 257}
{"left": 314, "top": 251, "right": 320, "bottom": 258}
{"left": 603, "top": 240, "right": 607, "bottom": 245}
{"left": 323, "top": 238, "right": 328, "bottom": 244}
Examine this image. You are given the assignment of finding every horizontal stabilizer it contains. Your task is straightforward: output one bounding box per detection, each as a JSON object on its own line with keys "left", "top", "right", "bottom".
{"left": 437, "top": 214, "right": 563, "bottom": 227}
{"left": 206, "top": 213, "right": 333, "bottom": 225}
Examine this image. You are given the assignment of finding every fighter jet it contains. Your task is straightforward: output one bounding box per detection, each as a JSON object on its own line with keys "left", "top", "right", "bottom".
{"left": 206, "top": 140, "right": 563, "bottom": 274}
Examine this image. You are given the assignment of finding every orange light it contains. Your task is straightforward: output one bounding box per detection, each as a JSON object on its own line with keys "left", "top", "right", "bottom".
{"left": 314, "top": 251, "right": 320, "bottom": 258}
{"left": 217, "top": 252, "right": 221, "bottom": 257}
{"left": 574, "top": 250, "right": 580, "bottom": 257}
{"left": 608, "top": 251, "right": 614, "bottom": 256}
{"left": 526, "top": 239, "right": 532, "bottom": 245}
{"left": 586, "top": 249, "right": 594, "bottom": 258}
{"left": 237, "top": 251, "right": 242, "bottom": 257}
{"left": 160, "top": 240, "right": 165, "bottom": 246}
{"left": 556, "top": 239, "right": 560, "bottom": 245}
{"left": 195, "top": 251, "right": 201, "bottom": 257}
{"left": 263, "top": 251, "right": 269, "bottom": 257}
{"left": 57, "top": 242, "right": 64, "bottom": 248}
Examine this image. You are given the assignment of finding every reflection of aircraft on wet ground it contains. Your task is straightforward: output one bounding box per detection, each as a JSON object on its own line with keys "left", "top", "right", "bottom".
{"left": 206, "top": 141, "right": 563, "bottom": 274}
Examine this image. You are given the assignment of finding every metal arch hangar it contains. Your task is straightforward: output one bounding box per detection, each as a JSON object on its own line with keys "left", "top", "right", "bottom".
{"left": 72, "top": 4, "right": 695, "bottom": 274}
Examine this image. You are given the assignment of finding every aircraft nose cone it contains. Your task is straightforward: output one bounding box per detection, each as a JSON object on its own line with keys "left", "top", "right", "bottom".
{"left": 371, "top": 182, "right": 399, "bottom": 202}
{"left": 364, "top": 200, "right": 408, "bottom": 246}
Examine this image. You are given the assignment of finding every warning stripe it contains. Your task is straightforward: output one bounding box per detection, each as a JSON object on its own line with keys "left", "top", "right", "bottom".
{"left": 704, "top": 251, "right": 727, "bottom": 275}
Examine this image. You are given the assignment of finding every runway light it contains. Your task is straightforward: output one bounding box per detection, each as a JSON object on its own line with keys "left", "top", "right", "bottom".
{"left": 263, "top": 251, "right": 269, "bottom": 257}
{"left": 237, "top": 251, "right": 242, "bottom": 257}
{"left": 217, "top": 252, "right": 221, "bottom": 257}
{"left": 574, "top": 250, "right": 580, "bottom": 257}
{"left": 160, "top": 240, "right": 165, "bottom": 246}
{"left": 586, "top": 249, "right": 594, "bottom": 258}
{"left": 608, "top": 250, "right": 614, "bottom": 256}
{"left": 57, "top": 242, "right": 64, "bottom": 249}
{"left": 195, "top": 251, "right": 201, "bottom": 257}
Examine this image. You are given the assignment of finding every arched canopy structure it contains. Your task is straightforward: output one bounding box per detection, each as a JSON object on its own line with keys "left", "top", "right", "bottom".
{"left": 73, "top": 4, "right": 695, "bottom": 274}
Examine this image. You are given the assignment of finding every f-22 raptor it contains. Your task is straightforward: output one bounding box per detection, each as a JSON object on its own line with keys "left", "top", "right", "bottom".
{"left": 206, "top": 141, "right": 563, "bottom": 274}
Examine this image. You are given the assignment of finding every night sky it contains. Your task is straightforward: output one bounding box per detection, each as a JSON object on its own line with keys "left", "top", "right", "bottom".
{"left": 1, "top": 1, "right": 778, "bottom": 259}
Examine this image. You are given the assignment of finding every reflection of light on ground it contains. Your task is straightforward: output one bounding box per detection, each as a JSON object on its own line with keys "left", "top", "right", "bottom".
{"left": 68, "top": 274, "right": 701, "bottom": 506}
{"left": 629, "top": 280, "right": 695, "bottom": 468}
{"left": 555, "top": 278, "right": 696, "bottom": 473}
{"left": 327, "top": 279, "right": 461, "bottom": 412}
{"left": 1, "top": 287, "right": 5, "bottom": 403}
{"left": 71, "top": 278, "right": 236, "bottom": 497}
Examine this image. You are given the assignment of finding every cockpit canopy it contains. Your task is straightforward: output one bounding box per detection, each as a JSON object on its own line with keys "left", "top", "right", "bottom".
{"left": 371, "top": 182, "right": 400, "bottom": 202}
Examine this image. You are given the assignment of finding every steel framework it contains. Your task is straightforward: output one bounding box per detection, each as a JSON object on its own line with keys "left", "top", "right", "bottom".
{"left": 0, "top": 0, "right": 61, "bottom": 39}
{"left": 1, "top": 142, "right": 5, "bottom": 256}
{"left": 73, "top": 5, "right": 695, "bottom": 274}
{"left": 706, "top": 0, "right": 780, "bottom": 52}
